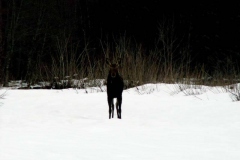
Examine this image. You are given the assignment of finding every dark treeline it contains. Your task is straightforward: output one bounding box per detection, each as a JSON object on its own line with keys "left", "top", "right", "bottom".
{"left": 0, "top": 0, "right": 240, "bottom": 86}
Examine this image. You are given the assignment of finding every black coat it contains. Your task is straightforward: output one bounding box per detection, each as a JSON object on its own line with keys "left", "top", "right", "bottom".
{"left": 107, "top": 73, "right": 124, "bottom": 98}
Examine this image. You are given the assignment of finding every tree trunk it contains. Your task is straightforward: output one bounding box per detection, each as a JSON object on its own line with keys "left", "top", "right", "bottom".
{"left": 4, "top": 0, "right": 20, "bottom": 86}
{"left": 0, "top": 0, "right": 4, "bottom": 84}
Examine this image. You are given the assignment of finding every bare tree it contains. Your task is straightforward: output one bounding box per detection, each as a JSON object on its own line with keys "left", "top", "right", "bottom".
{"left": 0, "top": 0, "right": 7, "bottom": 84}
{"left": 4, "top": 0, "right": 23, "bottom": 86}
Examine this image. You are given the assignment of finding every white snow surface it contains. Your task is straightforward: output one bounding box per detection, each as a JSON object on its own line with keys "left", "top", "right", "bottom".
{"left": 0, "top": 83, "right": 240, "bottom": 160}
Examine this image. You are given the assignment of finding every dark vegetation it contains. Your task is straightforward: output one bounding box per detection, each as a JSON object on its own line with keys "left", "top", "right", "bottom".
{"left": 0, "top": 0, "right": 240, "bottom": 88}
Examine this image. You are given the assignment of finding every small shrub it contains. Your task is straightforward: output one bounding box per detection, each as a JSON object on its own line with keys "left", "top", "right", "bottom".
{"left": 171, "top": 82, "right": 206, "bottom": 96}
{"left": 227, "top": 84, "right": 240, "bottom": 101}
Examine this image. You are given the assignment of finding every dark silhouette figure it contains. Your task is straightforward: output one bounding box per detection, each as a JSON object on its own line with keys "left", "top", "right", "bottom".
{"left": 106, "top": 58, "right": 124, "bottom": 119}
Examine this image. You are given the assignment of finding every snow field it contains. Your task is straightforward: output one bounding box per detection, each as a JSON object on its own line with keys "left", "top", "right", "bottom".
{"left": 0, "top": 84, "right": 240, "bottom": 160}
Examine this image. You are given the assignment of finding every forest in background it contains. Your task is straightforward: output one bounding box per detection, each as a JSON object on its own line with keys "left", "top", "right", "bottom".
{"left": 0, "top": 0, "right": 240, "bottom": 87}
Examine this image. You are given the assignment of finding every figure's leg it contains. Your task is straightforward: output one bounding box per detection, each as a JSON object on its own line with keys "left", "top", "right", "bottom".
{"left": 117, "top": 96, "right": 122, "bottom": 119}
{"left": 112, "top": 100, "right": 114, "bottom": 118}
{"left": 115, "top": 100, "right": 118, "bottom": 118}
{"left": 108, "top": 97, "right": 112, "bottom": 119}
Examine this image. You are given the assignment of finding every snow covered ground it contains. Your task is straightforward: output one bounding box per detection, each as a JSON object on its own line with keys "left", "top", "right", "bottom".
{"left": 0, "top": 83, "right": 240, "bottom": 160}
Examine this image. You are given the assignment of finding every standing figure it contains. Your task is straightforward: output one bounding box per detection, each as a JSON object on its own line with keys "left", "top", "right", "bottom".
{"left": 106, "top": 58, "right": 124, "bottom": 119}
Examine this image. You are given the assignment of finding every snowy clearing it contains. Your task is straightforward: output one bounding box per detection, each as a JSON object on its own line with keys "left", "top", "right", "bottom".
{"left": 0, "top": 84, "right": 240, "bottom": 160}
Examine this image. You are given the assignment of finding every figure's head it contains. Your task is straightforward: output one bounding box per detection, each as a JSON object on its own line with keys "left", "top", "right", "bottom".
{"left": 106, "top": 58, "right": 121, "bottom": 78}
